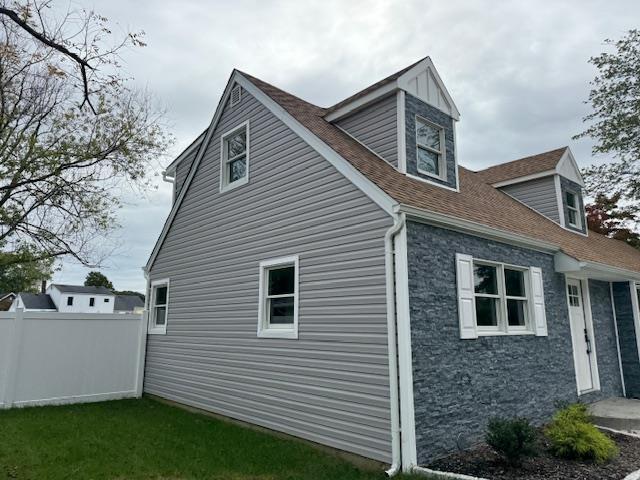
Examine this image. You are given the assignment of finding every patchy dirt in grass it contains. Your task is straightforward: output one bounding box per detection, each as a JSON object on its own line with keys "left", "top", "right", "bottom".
{"left": 427, "top": 432, "right": 640, "bottom": 480}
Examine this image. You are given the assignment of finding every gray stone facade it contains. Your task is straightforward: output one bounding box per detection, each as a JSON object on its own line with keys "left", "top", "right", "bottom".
{"left": 405, "top": 94, "right": 457, "bottom": 190}
{"left": 612, "top": 282, "right": 640, "bottom": 398}
{"left": 406, "top": 220, "right": 625, "bottom": 463}
{"left": 560, "top": 177, "right": 587, "bottom": 234}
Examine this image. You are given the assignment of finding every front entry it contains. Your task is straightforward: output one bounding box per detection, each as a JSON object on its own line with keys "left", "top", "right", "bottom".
{"left": 566, "top": 278, "right": 599, "bottom": 393}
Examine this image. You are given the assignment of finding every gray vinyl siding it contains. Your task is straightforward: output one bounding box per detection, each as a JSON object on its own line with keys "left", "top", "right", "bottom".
{"left": 174, "top": 147, "right": 198, "bottom": 196}
{"left": 500, "top": 176, "right": 560, "bottom": 223}
{"left": 146, "top": 88, "right": 393, "bottom": 462}
{"left": 336, "top": 94, "right": 398, "bottom": 167}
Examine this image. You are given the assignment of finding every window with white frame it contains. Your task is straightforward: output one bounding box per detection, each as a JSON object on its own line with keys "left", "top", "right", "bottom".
{"left": 565, "top": 191, "right": 581, "bottom": 228}
{"left": 416, "top": 116, "right": 445, "bottom": 179}
{"left": 149, "top": 279, "right": 169, "bottom": 334}
{"left": 258, "top": 256, "right": 299, "bottom": 339}
{"left": 220, "top": 122, "right": 249, "bottom": 191}
{"left": 473, "top": 261, "right": 530, "bottom": 333}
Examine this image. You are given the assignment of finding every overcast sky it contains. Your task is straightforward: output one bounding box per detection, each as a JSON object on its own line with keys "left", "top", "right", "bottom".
{"left": 52, "top": 0, "right": 640, "bottom": 292}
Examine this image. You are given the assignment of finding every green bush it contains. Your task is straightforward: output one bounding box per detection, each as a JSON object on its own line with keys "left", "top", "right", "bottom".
{"left": 486, "top": 417, "right": 538, "bottom": 465}
{"left": 545, "top": 403, "right": 618, "bottom": 463}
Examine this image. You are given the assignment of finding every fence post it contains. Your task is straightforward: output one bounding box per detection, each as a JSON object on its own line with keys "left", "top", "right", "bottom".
{"left": 134, "top": 311, "right": 148, "bottom": 397}
{"left": 3, "top": 308, "right": 24, "bottom": 408}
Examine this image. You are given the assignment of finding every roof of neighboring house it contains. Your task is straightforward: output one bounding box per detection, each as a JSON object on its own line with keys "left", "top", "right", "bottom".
{"left": 475, "top": 147, "right": 568, "bottom": 185}
{"left": 50, "top": 284, "right": 113, "bottom": 295}
{"left": 114, "top": 294, "right": 144, "bottom": 312}
{"left": 238, "top": 70, "right": 640, "bottom": 275}
{"left": 0, "top": 292, "right": 15, "bottom": 301}
{"left": 19, "top": 293, "right": 57, "bottom": 310}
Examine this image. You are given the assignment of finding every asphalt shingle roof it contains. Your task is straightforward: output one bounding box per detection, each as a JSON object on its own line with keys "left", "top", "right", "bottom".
{"left": 51, "top": 284, "right": 113, "bottom": 295}
{"left": 475, "top": 147, "right": 568, "bottom": 185}
{"left": 240, "top": 70, "right": 640, "bottom": 275}
{"left": 20, "top": 293, "right": 56, "bottom": 310}
{"left": 114, "top": 295, "right": 144, "bottom": 312}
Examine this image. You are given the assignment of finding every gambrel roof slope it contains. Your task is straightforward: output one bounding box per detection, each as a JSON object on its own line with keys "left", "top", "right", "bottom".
{"left": 240, "top": 72, "right": 640, "bottom": 276}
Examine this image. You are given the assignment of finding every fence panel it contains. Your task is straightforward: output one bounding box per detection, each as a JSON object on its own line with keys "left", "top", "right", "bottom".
{"left": 0, "top": 310, "right": 146, "bottom": 408}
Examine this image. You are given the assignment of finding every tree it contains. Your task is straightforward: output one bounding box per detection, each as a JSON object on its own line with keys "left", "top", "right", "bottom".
{"left": 84, "top": 271, "right": 113, "bottom": 290}
{"left": 575, "top": 29, "right": 640, "bottom": 202}
{"left": 115, "top": 290, "right": 145, "bottom": 301}
{"left": 0, "top": 243, "right": 54, "bottom": 292}
{"left": 0, "top": 1, "right": 171, "bottom": 269}
{"left": 585, "top": 193, "right": 640, "bottom": 248}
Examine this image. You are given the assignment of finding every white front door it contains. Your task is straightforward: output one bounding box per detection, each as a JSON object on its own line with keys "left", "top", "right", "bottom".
{"left": 566, "top": 278, "right": 596, "bottom": 393}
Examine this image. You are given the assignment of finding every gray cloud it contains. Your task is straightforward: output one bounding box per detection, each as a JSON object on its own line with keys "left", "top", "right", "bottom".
{"left": 53, "top": 0, "right": 640, "bottom": 291}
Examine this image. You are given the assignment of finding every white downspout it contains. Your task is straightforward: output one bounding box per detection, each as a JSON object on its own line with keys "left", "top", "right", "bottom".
{"left": 384, "top": 212, "right": 406, "bottom": 476}
{"left": 162, "top": 170, "right": 176, "bottom": 203}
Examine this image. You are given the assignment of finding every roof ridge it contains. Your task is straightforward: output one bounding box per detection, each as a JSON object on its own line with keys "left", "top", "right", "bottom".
{"left": 478, "top": 146, "right": 568, "bottom": 173}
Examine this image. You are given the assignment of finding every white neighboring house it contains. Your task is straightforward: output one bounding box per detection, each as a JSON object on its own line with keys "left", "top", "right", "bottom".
{"left": 46, "top": 284, "right": 115, "bottom": 313}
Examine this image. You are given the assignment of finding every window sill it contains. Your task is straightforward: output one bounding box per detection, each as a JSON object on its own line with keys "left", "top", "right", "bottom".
{"left": 148, "top": 326, "right": 167, "bottom": 335}
{"left": 416, "top": 168, "right": 446, "bottom": 182}
{"left": 257, "top": 328, "right": 298, "bottom": 339}
{"left": 477, "top": 330, "right": 536, "bottom": 337}
{"left": 220, "top": 176, "right": 248, "bottom": 193}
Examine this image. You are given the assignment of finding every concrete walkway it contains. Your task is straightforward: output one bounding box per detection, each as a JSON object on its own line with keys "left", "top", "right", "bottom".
{"left": 589, "top": 397, "right": 640, "bottom": 432}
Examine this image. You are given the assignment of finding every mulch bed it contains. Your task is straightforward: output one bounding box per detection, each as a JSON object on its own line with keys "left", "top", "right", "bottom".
{"left": 427, "top": 431, "right": 640, "bottom": 480}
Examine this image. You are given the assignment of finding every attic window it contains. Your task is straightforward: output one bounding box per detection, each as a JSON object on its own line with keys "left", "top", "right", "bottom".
{"left": 230, "top": 85, "right": 242, "bottom": 107}
{"left": 416, "top": 116, "right": 445, "bottom": 180}
{"left": 566, "top": 191, "right": 581, "bottom": 228}
{"left": 220, "top": 122, "right": 249, "bottom": 192}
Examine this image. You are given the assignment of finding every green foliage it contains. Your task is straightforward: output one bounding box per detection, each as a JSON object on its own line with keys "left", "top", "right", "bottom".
{"left": 0, "top": 244, "right": 55, "bottom": 293}
{"left": 485, "top": 417, "right": 537, "bottom": 465}
{"left": 84, "top": 271, "right": 114, "bottom": 290}
{"left": 115, "top": 290, "right": 145, "bottom": 301}
{"left": 586, "top": 193, "right": 640, "bottom": 248}
{"left": 545, "top": 404, "right": 618, "bottom": 463}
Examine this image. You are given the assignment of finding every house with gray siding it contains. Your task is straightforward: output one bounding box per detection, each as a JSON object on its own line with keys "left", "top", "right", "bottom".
{"left": 145, "top": 57, "right": 640, "bottom": 474}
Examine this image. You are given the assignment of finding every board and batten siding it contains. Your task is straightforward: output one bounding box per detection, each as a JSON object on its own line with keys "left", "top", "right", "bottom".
{"left": 335, "top": 94, "right": 398, "bottom": 167}
{"left": 500, "top": 176, "right": 560, "bottom": 223}
{"left": 146, "top": 86, "right": 394, "bottom": 462}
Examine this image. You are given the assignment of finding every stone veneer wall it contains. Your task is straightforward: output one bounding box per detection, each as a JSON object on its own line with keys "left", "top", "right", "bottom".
{"left": 612, "top": 282, "right": 640, "bottom": 398}
{"left": 404, "top": 93, "right": 457, "bottom": 190}
{"left": 406, "top": 220, "right": 625, "bottom": 462}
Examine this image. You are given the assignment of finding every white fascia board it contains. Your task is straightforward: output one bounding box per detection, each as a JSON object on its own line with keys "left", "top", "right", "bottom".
{"left": 164, "top": 130, "right": 207, "bottom": 175}
{"left": 491, "top": 169, "right": 557, "bottom": 188}
{"left": 397, "top": 56, "right": 461, "bottom": 121}
{"left": 237, "top": 73, "right": 397, "bottom": 215}
{"left": 324, "top": 82, "right": 398, "bottom": 122}
{"left": 146, "top": 71, "right": 239, "bottom": 272}
{"left": 396, "top": 90, "right": 407, "bottom": 173}
{"left": 397, "top": 204, "right": 559, "bottom": 253}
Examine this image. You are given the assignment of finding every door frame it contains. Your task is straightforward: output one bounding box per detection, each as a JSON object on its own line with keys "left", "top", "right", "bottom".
{"left": 565, "top": 276, "right": 601, "bottom": 395}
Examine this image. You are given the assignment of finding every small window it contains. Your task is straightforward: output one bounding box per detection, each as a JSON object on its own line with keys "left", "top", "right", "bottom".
{"left": 568, "top": 284, "right": 580, "bottom": 307}
{"left": 416, "top": 116, "right": 445, "bottom": 179}
{"left": 565, "top": 191, "right": 581, "bottom": 228}
{"left": 104, "top": 298, "right": 109, "bottom": 303}
{"left": 149, "top": 279, "right": 169, "bottom": 334}
{"left": 89, "top": 297, "right": 95, "bottom": 307}
{"left": 230, "top": 85, "right": 242, "bottom": 107}
{"left": 220, "top": 122, "right": 249, "bottom": 192}
{"left": 472, "top": 261, "right": 531, "bottom": 334}
{"left": 258, "top": 256, "right": 299, "bottom": 339}
{"left": 67, "top": 296, "right": 74, "bottom": 306}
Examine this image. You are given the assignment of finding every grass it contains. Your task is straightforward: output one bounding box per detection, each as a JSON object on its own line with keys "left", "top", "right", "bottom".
{"left": 0, "top": 397, "right": 426, "bottom": 480}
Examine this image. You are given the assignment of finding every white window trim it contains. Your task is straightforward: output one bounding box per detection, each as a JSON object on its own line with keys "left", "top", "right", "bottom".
{"left": 257, "top": 255, "right": 299, "bottom": 339}
{"left": 219, "top": 120, "right": 250, "bottom": 193}
{"left": 565, "top": 191, "right": 581, "bottom": 229}
{"left": 415, "top": 115, "right": 446, "bottom": 181}
{"left": 148, "top": 277, "right": 170, "bottom": 335}
{"left": 473, "top": 259, "right": 534, "bottom": 336}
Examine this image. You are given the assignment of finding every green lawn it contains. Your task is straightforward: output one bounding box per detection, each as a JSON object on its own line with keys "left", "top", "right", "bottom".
{"left": 0, "top": 397, "right": 425, "bottom": 480}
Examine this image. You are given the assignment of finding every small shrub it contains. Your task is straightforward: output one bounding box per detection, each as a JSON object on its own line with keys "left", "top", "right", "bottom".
{"left": 545, "top": 404, "right": 618, "bottom": 463}
{"left": 486, "top": 417, "right": 538, "bottom": 465}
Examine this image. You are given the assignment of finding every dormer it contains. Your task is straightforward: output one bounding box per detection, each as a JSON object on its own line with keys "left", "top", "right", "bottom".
{"left": 325, "top": 57, "right": 461, "bottom": 191}
{"left": 476, "top": 147, "right": 588, "bottom": 235}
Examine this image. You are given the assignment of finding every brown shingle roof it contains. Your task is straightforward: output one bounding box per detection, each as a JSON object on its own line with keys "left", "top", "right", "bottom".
{"left": 240, "top": 72, "right": 640, "bottom": 276}
{"left": 475, "top": 147, "right": 567, "bottom": 185}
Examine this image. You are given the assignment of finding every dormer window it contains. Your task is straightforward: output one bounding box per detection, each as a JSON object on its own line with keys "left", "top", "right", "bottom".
{"left": 416, "top": 116, "right": 445, "bottom": 180}
{"left": 565, "top": 191, "right": 581, "bottom": 228}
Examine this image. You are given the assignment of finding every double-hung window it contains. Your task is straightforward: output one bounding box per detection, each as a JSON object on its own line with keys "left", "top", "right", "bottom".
{"left": 416, "top": 116, "right": 445, "bottom": 179}
{"left": 473, "top": 261, "right": 530, "bottom": 334}
{"left": 258, "top": 256, "right": 299, "bottom": 339}
{"left": 149, "top": 278, "right": 169, "bottom": 334}
{"left": 565, "top": 191, "right": 581, "bottom": 228}
{"left": 220, "top": 121, "right": 249, "bottom": 192}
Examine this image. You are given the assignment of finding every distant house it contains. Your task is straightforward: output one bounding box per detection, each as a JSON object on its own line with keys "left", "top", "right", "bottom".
{"left": 143, "top": 57, "right": 640, "bottom": 471}
{"left": 0, "top": 292, "right": 17, "bottom": 311}
{"left": 114, "top": 295, "right": 145, "bottom": 314}
{"left": 10, "top": 284, "right": 144, "bottom": 314}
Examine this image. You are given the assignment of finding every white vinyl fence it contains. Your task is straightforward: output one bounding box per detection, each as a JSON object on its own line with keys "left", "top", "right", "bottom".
{"left": 0, "top": 309, "right": 147, "bottom": 409}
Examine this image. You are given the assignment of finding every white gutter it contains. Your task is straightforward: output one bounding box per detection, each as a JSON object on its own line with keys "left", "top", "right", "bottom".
{"left": 384, "top": 212, "right": 406, "bottom": 476}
